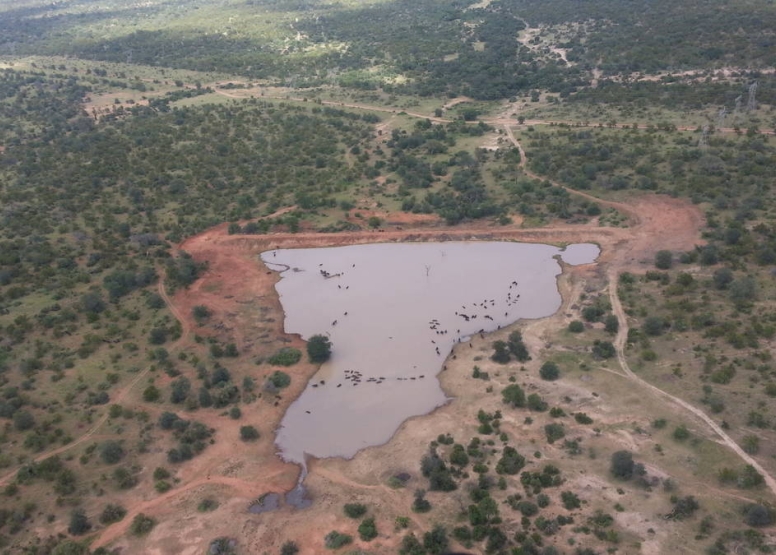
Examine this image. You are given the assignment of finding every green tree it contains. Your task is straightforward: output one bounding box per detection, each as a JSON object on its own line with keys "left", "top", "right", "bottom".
{"left": 99, "top": 440, "right": 124, "bottom": 464}
{"left": 268, "top": 371, "right": 291, "bottom": 389}
{"left": 491, "top": 340, "right": 510, "bottom": 363}
{"left": 268, "top": 348, "right": 302, "bottom": 367}
{"left": 544, "top": 423, "right": 565, "bottom": 444}
{"left": 192, "top": 305, "right": 211, "bottom": 321}
{"left": 713, "top": 268, "right": 734, "bottom": 290}
{"left": 642, "top": 316, "right": 664, "bottom": 336}
{"left": 423, "top": 525, "right": 448, "bottom": 554}
{"left": 130, "top": 513, "right": 156, "bottom": 536}
{"left": 610, "top": 450, "right": 635, "bottom": 479}
{"left": 743, "top": 504, "right": 774, "bottom": 527}
{"left": 742, "top": 435, "right": 760, "bottom": 454}
{"left": 307, "top": 335, "right": 332, "bottom": 363}
{"left": 507, "top": 331, "right": 530, "bottom": 361}
{"left": 673, "top": 425, "right": 690, "bottom": 441}
{"left": 592, "top": 340, "right": 616, "bottom": 358}
{"left": 655, "top": 250, "right": 673, "bottom": 269}
{"left": 169, "top": 377, "right": 191, "bottom": 404}
{"left": 561, "top": 491, "right": 581, "bottom": 510}
{"left": 324, "top": 531, "right": 352, "bottom": 549}
{"left": 13, "top": 410, "right": 35, "bottom": 431}
{"left": 143, "top": 385, "right": 161, "bottom": 402}
{"left": 51, "top": 541, "right": 89, "bottom": 555}
{"left": 539, "top": 361, "right": 560, "bottom": 381}
{"left": 604, "top": 314, "right": 619, "bottom": 334}
{"left": 527, "top": 393, "right": 548, "bottom": 412}
{"left": 99, "top": 504, "right": 126, "bottom": 524}
{"left": 68, "top": 509, "right": 91, "bottom": 536}
{"left": 344, "top": 503, "right": 367, "bottom": 518}
{"left": 502, "top": 384, "right": 526, "bottom": 408}
{"left": 240, "top": 425, "right": 260, "bottom": 441}
{"left": 568, "top": 320, "right": 584, "bottom": 333}
{"left": 358, "top": 517, "right": 378, "bottom": 541}
{"left": 496, "top": 446, "right": 525, "bottom": 475}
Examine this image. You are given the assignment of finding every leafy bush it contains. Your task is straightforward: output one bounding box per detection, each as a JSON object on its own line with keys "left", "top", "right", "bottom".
{"left": 130, "top": 513, "right": 156, "bottom": 536}
{"left": 568, "top": 320, "right": 584, "bottom": 333}
{"left": 491, "top": 340, "right": 511, "bottom": 363}
{"left": 561, "top": 491, "right": 581, "bottom": 510}
{"left": 99, "top": 440, "right": 124, "bottom": 464}
{"left": 99, "top": 504, "right": 127, "bottom": 524}
{"left": 198, "top": 498, "right": 219, "bottom": 512}
{"left": 267, "top": 371, "right": 291, "bottom": 389}
{"left": 423, "top": 525, "right": 448, "bottom": 554}
{"left": 507, "top": 331, "right": 530, "bottom": 361}
{"left": 575, "top": 412, "right": 593, "bottom": 424}
{"left": 68, "top": 509, "right": 91, "bottom": 536}
{"left": 502, "top": 384, "right": 526, "bottom": 408}
{"left": 343, "top": 503, "right": 367, "bottom": 519}
{"left": 743, "top": 504, "right": 775, "bottom": 527}
{"left": 655, "top": 250, "right": 673, "bottom": 269}
{"left": 667, "top": 496, "right": 699, "bottom": 520}
{"left": 155, "top": 480, "right": 172, "bottom": 493}
{"left": 143, "top": 385, "right": 161, "bottom": 402}
{"left": 539, "top": 361, "right": 560, "bottom": 381}
{"left": 673, "top": 425, "right": 690, "bottom": 441}
{"left": 113, "top": 467, "right": 138, "bottom": 489}
{"left": 192, "top": 305, "right": 211, "bottom": 321}
{"left": 240, "top": 425, "right": 260, "bottom": 441}
{"left": 358, "top": 517, "right": 378, "bottom": 541}
{"left": 412, "top": 489, "right": 432, "bottom": 513}
{"left": 324, "top": 531, "right": 352, "bottom": 549}
{"left": 496, "top": 447, "right": 525, "bottom": 475}
{"left": 642, "top": 316, "right": 665, "bottom": 336}
{"left": 592, "top": 340, "right": 616, "bottom": 359}
{"left": 544, "top": 423, "right": 565, "bottom": 444}
{"left": 604, "top": 314, "right": 619, "bottom": 334}
{"left": 610, "top": 450, "right": 635, "bottom": 479}
{"left": 268, "top": 348, "right": 302, "bottom": 367}
{"left": 520, "top": 394, "right": 544, "bottom": 414}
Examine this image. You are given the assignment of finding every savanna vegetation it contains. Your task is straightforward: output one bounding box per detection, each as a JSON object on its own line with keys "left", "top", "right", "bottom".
{"left": 1, "top": 0, "right": 776, "bottom": 552}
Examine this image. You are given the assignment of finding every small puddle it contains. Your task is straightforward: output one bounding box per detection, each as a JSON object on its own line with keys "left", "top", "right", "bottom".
{"left": 247, "top": 492, "right": 281, "bottom": 514}
{"left": 262, "top": 241, "right": 598, "bottom": 464}
{"left": 284, "top": 482, "right": 313, "bottom": 509}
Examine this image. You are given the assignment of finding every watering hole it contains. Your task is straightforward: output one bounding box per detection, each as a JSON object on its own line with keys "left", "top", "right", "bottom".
{"left": 261, "top": 241, "right": 599, "bottom": 464}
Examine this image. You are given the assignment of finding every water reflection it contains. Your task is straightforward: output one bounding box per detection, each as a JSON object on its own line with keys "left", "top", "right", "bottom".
{"left": 262, "top": 242, "right": 598, "bottom": 464}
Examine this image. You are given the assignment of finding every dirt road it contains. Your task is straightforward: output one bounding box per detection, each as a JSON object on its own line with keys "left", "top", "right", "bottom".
{"left": 607, "top": 270, "right": 776, "bottom": 498}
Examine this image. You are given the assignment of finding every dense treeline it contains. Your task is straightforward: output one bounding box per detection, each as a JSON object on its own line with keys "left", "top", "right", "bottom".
{"left": 571, "top": 76, "right": 776, "bottom": 111}
{"left": 2, "top": 0, "right": 774, "bottom": 98}
{"left": 524, "top": 126, "right": 776, "bottom": 206}
{"left": 503, "top": 0, "right": 776, "bottom": 72}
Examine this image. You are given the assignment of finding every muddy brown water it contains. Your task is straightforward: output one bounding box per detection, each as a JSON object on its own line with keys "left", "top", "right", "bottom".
{"left": 261, "top": 241, "right": 599, "bottom": 464}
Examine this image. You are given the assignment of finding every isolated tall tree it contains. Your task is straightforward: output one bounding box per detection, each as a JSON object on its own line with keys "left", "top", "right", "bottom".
{"left": 610, "top": 450, "right": 635, "bottom": 479}
{"left": 307, "top": 334, "right": 332, "bottom": 363}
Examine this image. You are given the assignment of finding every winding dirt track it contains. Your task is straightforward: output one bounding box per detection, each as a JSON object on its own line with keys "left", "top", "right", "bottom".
{"left": 501, "top": 125, "right": 776, "bottom": 498}
{"left": 213, "top": 87, "right": 775, "bottom": 135}
{"left": 90, "top": 470, "right": 289, "bottom": 549}
{"left": 607, "top": 272, "right": 776, "bottom": 497}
